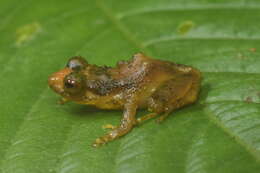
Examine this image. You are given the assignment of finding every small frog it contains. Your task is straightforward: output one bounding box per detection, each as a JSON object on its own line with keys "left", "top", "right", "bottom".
{"left": 48, "top": 53, "right": 201, "bottom": 147}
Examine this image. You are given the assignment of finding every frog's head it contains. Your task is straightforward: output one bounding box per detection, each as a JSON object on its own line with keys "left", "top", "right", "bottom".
{"left": 48, "top": 56, "right": 89, "bottom": 101}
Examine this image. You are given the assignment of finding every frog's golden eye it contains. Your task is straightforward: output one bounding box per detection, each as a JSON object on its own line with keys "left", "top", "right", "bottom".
{"left": 64, "top": 72, "right": 85, "bottom": 94}
{"left": 66, "top": 56, "right": 88, "bottom": 71}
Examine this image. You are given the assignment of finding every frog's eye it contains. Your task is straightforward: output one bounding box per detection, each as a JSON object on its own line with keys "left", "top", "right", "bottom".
{"left": 66, "top": 56, "right": 88, "bottom": 71}
{"left": 64, "top": 72, "right": 85, "bottom": 94}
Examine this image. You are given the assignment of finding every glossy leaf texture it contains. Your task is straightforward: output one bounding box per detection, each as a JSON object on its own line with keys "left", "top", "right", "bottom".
{"left": 0, "top": 0, "right": 260, "bottom": 173}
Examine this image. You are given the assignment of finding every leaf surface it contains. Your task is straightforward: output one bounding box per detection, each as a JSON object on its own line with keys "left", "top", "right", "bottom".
{"left": 0, "top": 0, "right": 260, "bottom": 173}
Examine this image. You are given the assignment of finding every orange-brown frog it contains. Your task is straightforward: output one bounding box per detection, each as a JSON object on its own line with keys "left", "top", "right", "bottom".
{"left": 48, "top": 53, "right": 201, "bottom": 147}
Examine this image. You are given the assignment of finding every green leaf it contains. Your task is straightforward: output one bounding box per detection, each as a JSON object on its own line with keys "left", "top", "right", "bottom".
{"left": 0, "top": 0, "right": 260, "bottom": 172}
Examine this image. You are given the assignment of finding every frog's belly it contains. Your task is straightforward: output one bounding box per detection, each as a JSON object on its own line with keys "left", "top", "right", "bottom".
{"left": 82, "top": 100, "right": 123, "bottom": 110}
{"left": 78, "top": 93, "right": 124, "bottom": 110}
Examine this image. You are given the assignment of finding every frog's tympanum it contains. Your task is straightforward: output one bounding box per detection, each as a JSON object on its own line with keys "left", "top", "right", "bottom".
{"left": 48, "top": 53, "right": 201, "bottom": 147}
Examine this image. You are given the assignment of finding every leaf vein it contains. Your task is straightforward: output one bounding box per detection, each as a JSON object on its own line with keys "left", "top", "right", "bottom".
{"left": 144, "top": 36, "right": 260, "bottom": 47}
{"left": 95, "top": 0, "right": 147, "bottom": 51}
{"left": 0, "top": 88, "right": 48, "bottom": 171}
{"left": 118, "top": 5, "right": 260, "bottom": 19}
{"left": 204, "top": 106, "right": 260, "bottom": 162}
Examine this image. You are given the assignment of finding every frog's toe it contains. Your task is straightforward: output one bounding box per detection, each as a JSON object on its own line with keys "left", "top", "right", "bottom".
{"left": 155, "top": 117, "right": 165, "bottom": 123}
{"left": 92, "top": 138, "right": 105, "bottom": 147}
{"left": 155, "top": 113, "right": 170, "bottom": 123}
{"left": 92, "top": 131, "right": 117, "bottom": 147}
{"left": 58, "top": 97, "right": 69, "bottom": 105}
{"left": 137, "top": 112, "right": 157, "bottom": 124}
{"left": 102, "top": 124, "right": 117, "bottom": 130}
{"left": 155, "top": 108, "right": 173, "bottom": 123}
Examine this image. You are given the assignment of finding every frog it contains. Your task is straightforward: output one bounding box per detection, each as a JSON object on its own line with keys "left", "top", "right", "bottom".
{"left": 48, "top": 53, "right": 201, "bottom": 147}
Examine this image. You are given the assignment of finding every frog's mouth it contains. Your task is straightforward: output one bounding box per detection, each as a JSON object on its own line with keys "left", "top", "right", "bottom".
{"left": 48, "top": 67, "right": 72, "bottom": 95}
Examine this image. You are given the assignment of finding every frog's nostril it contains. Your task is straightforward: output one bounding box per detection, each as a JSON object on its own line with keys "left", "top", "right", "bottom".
{"left": 48, "top": 68, "right": 72, "bottom": 93}
{"left": 48, "top": 75, "right": 60, "bottom": 91}
{"left": 48, "top": 72, "right": 57, "bottom": 83}
{"left": 48, "top": 75, "right": 57, "bottom": 84}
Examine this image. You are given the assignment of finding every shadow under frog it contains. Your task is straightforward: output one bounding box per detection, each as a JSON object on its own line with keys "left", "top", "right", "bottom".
{"left": 48, "top": 53, "right": 201, "bottom": 147}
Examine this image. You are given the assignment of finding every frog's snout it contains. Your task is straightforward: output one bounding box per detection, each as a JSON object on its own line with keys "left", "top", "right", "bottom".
{"left": 48, "top": 68, "right": 72, "bottom": 94}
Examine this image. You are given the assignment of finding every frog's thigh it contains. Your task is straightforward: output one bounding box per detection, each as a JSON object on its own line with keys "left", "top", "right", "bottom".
{"left": 154, "top": 74, "right": 197, "bottom": 121}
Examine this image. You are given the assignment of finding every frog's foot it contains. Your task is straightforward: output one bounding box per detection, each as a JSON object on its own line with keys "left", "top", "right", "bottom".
{"left": 93, "top": 124, "right": 134, "bottom": 147}
{"left": 156, "top": 114, "right": 169, "bottom": 123}
{"left": 58, "top": 97, "right": 69, "bottom": 105}
{"left": 93, "top": 132, "right": 116, "bottom": 147}
{"left": 155, "top": 109, "right": 172, "bottom": 123}
{"left": 102, "top": 124, "right": 117, "bottom": 130}
{"left": 137, "top": 112, "right": 158, "bottom": 124}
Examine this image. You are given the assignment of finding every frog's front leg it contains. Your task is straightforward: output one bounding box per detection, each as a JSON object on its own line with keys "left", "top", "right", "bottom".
{"left": 93, "top": 101, "right": 137, "bottom": 147}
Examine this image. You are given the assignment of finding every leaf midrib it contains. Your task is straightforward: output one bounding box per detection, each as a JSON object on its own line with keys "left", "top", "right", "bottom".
{"left": 118, "top": 5, "right": 260, "bottom": 19}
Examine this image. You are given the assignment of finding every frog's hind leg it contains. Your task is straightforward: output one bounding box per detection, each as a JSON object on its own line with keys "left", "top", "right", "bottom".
{"left": 151, "top": 73, "right": 200, "bottom": 123}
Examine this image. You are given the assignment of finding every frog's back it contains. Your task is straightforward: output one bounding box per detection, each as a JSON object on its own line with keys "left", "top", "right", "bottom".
{"left": 121, "top": 53, "right": 201, "bottom": 111}
{"left": 109, "top": 53, "right": 183, "bottom": 81}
